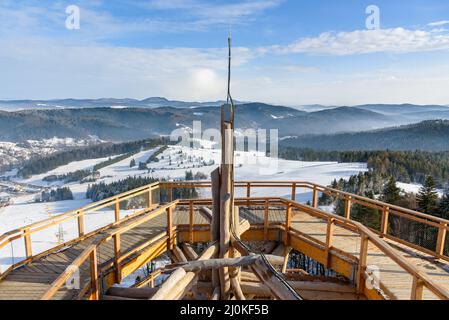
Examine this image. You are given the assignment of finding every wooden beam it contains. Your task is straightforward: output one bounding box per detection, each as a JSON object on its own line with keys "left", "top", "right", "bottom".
{"left": 251, "top": 258, "right": 301, "bottom": 300}
{"left": 107, "top": 287, "right": 157, "bottom": 299}
{"left": 199, "top": 207, "right": 213, "bottom": 222}
{"left": 166, "top": 255, "right": 284, "bottom": 273}
{"left": 173, "top": 245, "right": 188, "bottom": 263}
{"left": 211, "top": 168, "right": 221, "bottom": 293}
{"left": 151, "top": 243, "right": 219, "bottom": 300}
{"left": 151, "top": 268, "right": 187, "bottom": 300}
{"left": 182, "top": 243, "right": 199, "bottom": 261}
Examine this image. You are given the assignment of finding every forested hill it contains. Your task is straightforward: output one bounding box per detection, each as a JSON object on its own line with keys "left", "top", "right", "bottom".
{"left": 2, "top": 103, "right": 449, "bottom": 142}
{"left": 281, "top": 120, "right": 449, "bottom": 152}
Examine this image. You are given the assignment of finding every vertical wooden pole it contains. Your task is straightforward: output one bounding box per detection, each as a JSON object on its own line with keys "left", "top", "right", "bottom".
{"left": 90, "top": 248, "right": 99, "bottom": 300}
{"left": 381, "top": 206, "right": 390, "bottom": 238}
{"left": 411, "top": 276, "right": 424, "bottom": 300}
{"left": 356, "top": 234, "right": 369, "bottom": 295}
{"left": 291, "top": 183, "right": 297, "bottom": 201}
{"left": 113, "top": 234, "right": 121, "bottom": 283}
{"left": 147, "top": 186, "right": 153, "bottom": 210}
{"left": 436, "top": 223, "right": 448, "bottom": 258}
{"left": 325, "top": 218, "right": 335, "bottom": 268}
{"left": 114, "top": 197, "right": 120, "bottom": 223}
{"left": 312, "top": 186, "right": 318, "bottom": 208}
{"left": 344, "top": 196, "right": 352, "bottom": 219}
{"left": 211, "top": 168, "right": 221, "bottom": 296}
{"left": 264, "top": 199, "right": 269, "bottom": 241}
{"left": 166, "top": 206, "right": 174, "bottom": 250}
{"left": 284, "top": 203, "right": 292, "bottom": 246}
{"left": 189, "top": 201, "right": 194, "bottom": 244}
{"left": 24, "top": 228, "right": 32, "bottom": 259}
{"left": 232, "top": 206, "right": 242, "bottom": 281}
{"left": 78, "top": 210, "right": 85, "bottom": 237}
{"left": 219, "top": 122, "right": 233, "bottom": 299}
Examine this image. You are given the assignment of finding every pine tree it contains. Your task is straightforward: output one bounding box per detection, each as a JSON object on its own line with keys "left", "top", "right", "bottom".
{"left": 417, "top": 176, "right": 439, "bottom": 215}
{"left": 130, "top": 159, "right": 136, "bottom": 168}
{"left": 381, "top": 177, "right": 401, "bottom": 205}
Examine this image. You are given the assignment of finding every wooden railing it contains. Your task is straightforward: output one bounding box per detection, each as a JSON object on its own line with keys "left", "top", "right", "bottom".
{"left": 164, "top": 181, "right": 449, "bottom": 262}
{"left": 40, "top": 202, "right": 177, "bottom": 300}
{"left": 277, "top": 198, "right": 449, "bottom": 300}
{"left": 0, "top": 182, "right": 160, "bottom": 279}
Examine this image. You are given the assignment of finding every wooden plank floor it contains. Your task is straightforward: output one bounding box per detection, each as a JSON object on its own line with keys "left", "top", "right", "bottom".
{"left": 289, "top": 210, "right": 449, "bottom": 300}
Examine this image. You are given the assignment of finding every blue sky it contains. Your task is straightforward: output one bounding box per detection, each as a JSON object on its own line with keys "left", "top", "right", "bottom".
{"left": 1, "top": 0, "right": 449, "bottom": 105}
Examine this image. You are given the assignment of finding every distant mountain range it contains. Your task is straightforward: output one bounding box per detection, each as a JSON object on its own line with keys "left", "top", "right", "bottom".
{"left": 0, "top": 102, "right": 449, "bottom": 151}
{"left": 0, "top": 97, "right": 247, "bottom": 111}
{"left": 281, "top": 120, "right": 449, "bottom": 152}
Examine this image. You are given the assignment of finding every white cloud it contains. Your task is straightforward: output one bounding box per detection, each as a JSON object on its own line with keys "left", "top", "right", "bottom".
{"left": 275, "top": 28, "right": 449, "bottom": 56}
{"left": 428, "top": 20, "right": 449, "bottom": 27}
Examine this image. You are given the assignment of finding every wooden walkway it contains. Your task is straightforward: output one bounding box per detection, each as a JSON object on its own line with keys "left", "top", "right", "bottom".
{"left": 0, "top": 209, "right": 207, "bottom": 300}
{"left": 1, "top": 206, "right": 449, "bottom": 300}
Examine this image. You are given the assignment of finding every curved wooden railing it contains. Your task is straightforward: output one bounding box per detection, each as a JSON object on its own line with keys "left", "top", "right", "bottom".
{"left": 164, "top": 181, "right": 449, "bottom": 261}
{"left": 278, "top": 198, "right": 449, "bottom": 300}
{"left": 0, "top": 182, "right": 160, "bottom": 279}
{"left": 40, "top": 201, "right": 177, "bottom": 300}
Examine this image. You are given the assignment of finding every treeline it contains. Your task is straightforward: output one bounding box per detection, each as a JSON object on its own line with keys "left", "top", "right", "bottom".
{"left": 43, "top": 170, "right": 92, "bottom": 183}
{"left": 86, "top": 176, "right": 198, "bottom": 203}
{"left": 280, "top": 148, "right": 449, "bottom": 188}
{"left": 36, "top": 187, "right": 73, "bottom": 202}
{"left": 18, "top": 138, "right": 169, "bottom": 178}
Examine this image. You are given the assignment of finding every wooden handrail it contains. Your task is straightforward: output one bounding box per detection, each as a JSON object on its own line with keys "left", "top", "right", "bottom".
{"left": 40, "top": 202, "right": 177, "bottom": 300}
{"left": 277, "top": 197, "right": 449, "bottom": 300}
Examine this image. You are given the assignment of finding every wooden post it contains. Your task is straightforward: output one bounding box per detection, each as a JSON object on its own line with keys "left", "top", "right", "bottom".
{"left": 114, "top": 197, "right": 120, "bottom": 223}
{"left": 264, "top": 199, "right": 269, "bottom": 241}
{"left": 344, "top": 196, "right": 352, "bottom": 219}
{"left": 312, "top": 186, "right": 318, "bottom": 208}
{"left": 291, "top": 183, "right": 297, "bottom": 201}
{"left": 211, "top": 169, "right": 221, "bottom": 243}
{"left": 380, "top": 206, "right": 390, "bottom": 238}
{"left": 147, "top": 186, "right": 153, "bottom": 210}
{"left": 325, "top": 218, "right": 335, "bottom": 268}
{"left": 166, "top": 206, "right": 174, "bottom": 251}
{"left": 24, "top": 228, "right": 32, "bottom": 259}
{"left": 284, "top": 204, "right": 292, "bottom": 246}
{"left": 90, "top": 248, "right": 99, "bottom": 300}
{"left": 189, "top": 201, "right": 194, "bottom": 244}
{"left": 436, "top": 222, "right": 448, "bottom": 258}
{"left": 411, "top": 276, "right": 424, "bottom": 300}
{"left": 77, "top": 210, "right": 85, "bottom": 237}
{"left": 211, "top": 169, "right": 221, "bottom": 294}
{"left": 113, "top": 234, "right": 121, "bottom": 283}
{"left": 356, "top": 234, "right": 369, "bottom": 295}
{"left": 219, "top": 122, "right": 233, "bottom": 299}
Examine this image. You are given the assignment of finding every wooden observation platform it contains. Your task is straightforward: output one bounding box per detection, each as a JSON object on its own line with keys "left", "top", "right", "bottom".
{"left": 0, "top": 181, "right": 449, "bottom": 300}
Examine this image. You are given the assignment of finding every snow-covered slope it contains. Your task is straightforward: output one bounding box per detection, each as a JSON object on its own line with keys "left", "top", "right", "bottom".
{"left": 0, "top": 143, "right": 368, "bottom": 271}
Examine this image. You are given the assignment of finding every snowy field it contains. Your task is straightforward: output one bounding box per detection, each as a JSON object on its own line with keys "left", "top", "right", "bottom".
{"left": 0, "top": 143, "right": 369, "bottom": 272}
